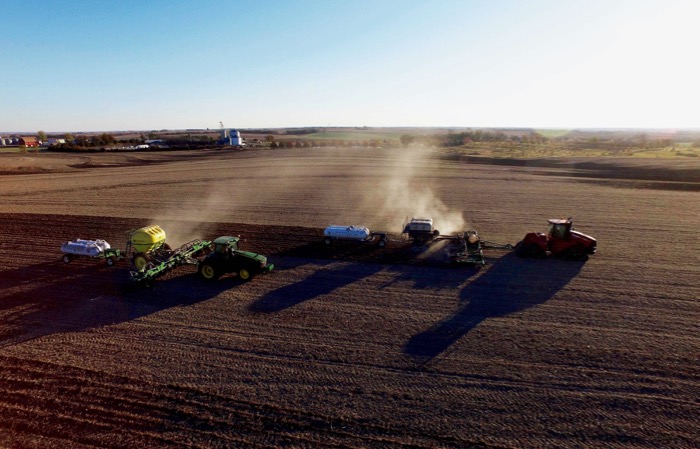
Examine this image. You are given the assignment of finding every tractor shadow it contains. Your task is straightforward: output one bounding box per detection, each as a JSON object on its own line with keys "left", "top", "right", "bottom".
{"left": 249, "top": 260, "right": 383, "bottom": 314}
{"left": 0, "top": 260, "right": 242, "bottom": 349}
{"left": 279, "top": 239, "right": 401, "bottom": 265}
{"left": 404, "top": 252, "right": 584, "bottom": 364}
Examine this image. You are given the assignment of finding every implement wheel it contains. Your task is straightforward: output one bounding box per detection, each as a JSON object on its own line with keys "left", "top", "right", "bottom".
{"left": 62, "top": 254, "right": 72, "bottom": 263}
{"left": 133, "top": 253, "right": 149, "bottom": 270}
{"left": 198, "top": 262, "right": 219, "bottom": 281}
{"left": 106, "top": 257, "right": 116, "bottom": 267}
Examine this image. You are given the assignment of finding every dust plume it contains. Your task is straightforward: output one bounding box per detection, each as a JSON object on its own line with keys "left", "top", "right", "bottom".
{"left": 362, "top": 146, "right": 466, "bottom": 235}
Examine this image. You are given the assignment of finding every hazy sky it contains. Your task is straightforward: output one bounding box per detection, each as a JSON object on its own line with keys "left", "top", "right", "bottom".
{"left": 1, "top": 0, "right": 697, "bottom": 132}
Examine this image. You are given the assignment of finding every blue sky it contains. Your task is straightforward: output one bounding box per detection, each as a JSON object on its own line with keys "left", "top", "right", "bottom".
{"left": 1, "top": 0, "right": 697, "bottom": 132}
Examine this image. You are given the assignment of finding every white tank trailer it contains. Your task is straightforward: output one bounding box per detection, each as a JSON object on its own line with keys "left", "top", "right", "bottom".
{"left": 323, "top": 225, "right": 388, "bottom": 247}
{"left": 60, "top": 238, "right": 122, "bottom": 266}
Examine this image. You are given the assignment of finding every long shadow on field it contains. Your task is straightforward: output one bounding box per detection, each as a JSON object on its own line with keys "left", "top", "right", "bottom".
{"left": 0, "top": 260, "right": 241, "bottom": 349}
{"left": 249, "top": 261, "right": 383, "bottom": 313}
{"left": 404, "top": 252, "right": 584, "bottom": 364}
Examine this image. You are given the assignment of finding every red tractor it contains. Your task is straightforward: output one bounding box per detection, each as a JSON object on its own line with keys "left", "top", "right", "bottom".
{"left": 515, "top": 218, "right": 596, "bottom": 261}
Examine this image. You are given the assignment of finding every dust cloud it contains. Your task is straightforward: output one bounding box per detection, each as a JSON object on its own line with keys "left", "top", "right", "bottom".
{"left": 151, "top": 159, "right": 304, "bottom": 246}
{"left": 153, "top": 188, "right": 234, "bottom": 247}
{"left": 361, "top": 146, "right": 466, "bottom": 235}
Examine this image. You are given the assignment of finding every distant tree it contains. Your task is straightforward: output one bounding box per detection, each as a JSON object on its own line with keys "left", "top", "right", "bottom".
{"left": 100, "top": 133, "right": 116, "bottom": 145}
{"left": 265, "top": 135, "right": 275, "bottom": 143}
{"left": 64, "top": 133, "right": 74, "bottom": 143}
{"left": 37, "top": 130, "right": 47, "bottom": 141}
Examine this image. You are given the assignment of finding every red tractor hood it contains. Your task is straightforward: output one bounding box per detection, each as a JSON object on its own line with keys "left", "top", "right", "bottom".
{"left": 571, "top": 230, "right": 597, "bottom": 252}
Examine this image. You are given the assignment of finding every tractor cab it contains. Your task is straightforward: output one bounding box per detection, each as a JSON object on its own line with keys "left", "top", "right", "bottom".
{"left": 548, "top": 218, "right": 573, "bottom": 240}
{"left": 213, "top": 236, "right": 239, "bottom": 256}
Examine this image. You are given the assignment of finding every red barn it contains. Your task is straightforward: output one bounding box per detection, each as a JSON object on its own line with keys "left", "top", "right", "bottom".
{"left": 18, "top": 137, "right": 40, "bottom": 147}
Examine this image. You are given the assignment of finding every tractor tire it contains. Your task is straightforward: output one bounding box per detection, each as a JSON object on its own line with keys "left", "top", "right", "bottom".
{"left": 238, "top": 267, "right": 253, "bottom": 281}
{"left": 378, "top": 238, "right": 387, "bottom": 248}
{"left": 62, "top": 254, "right": 72, "bottom": 263}
{"left": 198, "top": 262, "right": 220, "bottom": 281}
{"left": 132, "top": 253, "right": 149, "bottom": 270}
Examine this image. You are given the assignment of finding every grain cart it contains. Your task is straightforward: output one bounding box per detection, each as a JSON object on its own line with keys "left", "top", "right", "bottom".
{"left": 130, "top": 238, "right": 212, "bottom": 284}
{"left": 403, "top": 217, "right": 440, "bottom": 244}
{"left": 323, "top": 225, "right": 388, "bottom": 247}
{"left": 197, "top": 236, "right": 274, "bottom": 281}
{"left": 60, "top": 239, "right": 123, "bottom": 266}
{"left": 515, "top": 218, "right": 597, "bottom": 261}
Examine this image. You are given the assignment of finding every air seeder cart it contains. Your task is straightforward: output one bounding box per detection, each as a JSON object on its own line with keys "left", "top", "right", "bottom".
{"left": 403, "top": 217, "right": 440, "bottom": 245}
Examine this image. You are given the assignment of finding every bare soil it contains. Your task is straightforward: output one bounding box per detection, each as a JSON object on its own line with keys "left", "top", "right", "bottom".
{"left": 0, "top": 148, "right": 697, "bottom": 448}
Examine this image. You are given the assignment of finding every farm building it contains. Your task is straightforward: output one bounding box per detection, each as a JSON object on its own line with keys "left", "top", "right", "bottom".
{"left": 41, "top": 138, "right": 66, "bottom": 146}
{"left": 220, "top": 128, "right": 245, "bottom": 146}
{"left": 18, "top": 137, "right": 40, "bottom": 147}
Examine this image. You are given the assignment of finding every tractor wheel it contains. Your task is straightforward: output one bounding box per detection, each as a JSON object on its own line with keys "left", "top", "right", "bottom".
{"left": 133, "top": 253, "right": 149, "bottom": 270}
{"left": 62, "top": 254, "right": 72, "bottom": 263}
{"left": 378, "top": 238, "right": 387, "bottom": 248}
{"left": 106, "top": 257, "right": 116, "bottom": 267}
{"left": 238, "top": 268, "right": 253, "bottom": 281}
{"left": 198, "top": 262, "right": 220, "bottom": 281}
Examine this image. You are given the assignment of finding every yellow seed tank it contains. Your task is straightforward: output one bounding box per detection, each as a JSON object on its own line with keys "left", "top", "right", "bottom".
{"left": 128, "top": 225, "right": 166, "bottom": 253}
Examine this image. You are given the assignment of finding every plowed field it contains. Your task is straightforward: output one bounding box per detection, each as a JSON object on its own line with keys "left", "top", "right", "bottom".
{"left": 0, "top": 148, "right": 698, "bottom": 448}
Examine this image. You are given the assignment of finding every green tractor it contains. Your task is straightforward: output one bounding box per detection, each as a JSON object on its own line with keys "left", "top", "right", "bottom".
{"left": 197, "top": 236, "right": 274, "bottom": 281}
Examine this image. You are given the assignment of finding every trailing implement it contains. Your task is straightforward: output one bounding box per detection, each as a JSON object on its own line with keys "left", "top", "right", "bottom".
{"left": 125, "top": 225, "right": 171, "bottom": 270}
{"left": 445, "top": 230, "right": 486, "bottom": 266}
{"left": 130, "top": 239, "right": 211, "bottom": 284}
{"left": 403, "top": 217, "right": 440, "bottom": 245}
{"left": 323, "top": 225, "right": 388, "bottom": 247}
{"left": 60, "top": 238, "right": 123, "bottom": 266}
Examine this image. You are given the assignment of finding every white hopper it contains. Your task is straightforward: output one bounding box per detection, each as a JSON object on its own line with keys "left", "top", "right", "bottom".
{"left": 323, "top": 225, "right": 371, "bottom": 241}
{"left": 405, "top": 217, "right": 433, "bottom": 232}
{"left": 61, "top": 239, "right": 111, "bottom": 257}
